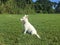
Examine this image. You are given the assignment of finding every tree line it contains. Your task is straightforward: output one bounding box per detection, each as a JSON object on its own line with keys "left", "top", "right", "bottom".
{"left": 0, "top": 0, "right": 60, "bottom": 14}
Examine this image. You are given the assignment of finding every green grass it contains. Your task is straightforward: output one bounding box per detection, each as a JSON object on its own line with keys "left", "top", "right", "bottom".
{"left": 0, "top": 14, "right": 60, "bottom": 45}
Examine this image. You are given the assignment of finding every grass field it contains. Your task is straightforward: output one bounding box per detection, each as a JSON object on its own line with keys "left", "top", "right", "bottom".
{"left": 0, "top": 14, "right": 60, "bottom": 45}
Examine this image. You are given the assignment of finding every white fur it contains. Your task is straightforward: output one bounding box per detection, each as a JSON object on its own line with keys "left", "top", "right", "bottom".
{"left": 20, "top": 15, "right": 41, "bottom": 39}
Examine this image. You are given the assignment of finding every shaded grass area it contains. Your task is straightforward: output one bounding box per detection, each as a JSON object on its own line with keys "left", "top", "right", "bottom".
{"left": 0, "top": 14, "right": 60, "bottom": 45}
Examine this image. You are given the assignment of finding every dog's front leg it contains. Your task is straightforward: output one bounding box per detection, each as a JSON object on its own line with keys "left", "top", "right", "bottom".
{"left": 24, "top": 30, "right": 27, "bottom": 35}
{"left": 24, "top": 28, "right": 28, "bottom": 35}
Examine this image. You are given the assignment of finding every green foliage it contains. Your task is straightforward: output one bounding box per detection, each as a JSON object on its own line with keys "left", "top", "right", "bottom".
{"left": 55, "top": 2, "right": 60, "bottom": 13}
{"left": 34, "top": 0, "right": 55, "bottom": 13}
{"left": 0, "top": 0, "right": 34, "bottom": 14}
{"left": 0, "top": 0, "right": 60, "bottom": 14}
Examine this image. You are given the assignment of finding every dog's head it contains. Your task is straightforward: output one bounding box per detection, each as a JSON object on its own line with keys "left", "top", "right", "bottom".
{"left": 20, "top": 15, "right": 28, "bottom": 23}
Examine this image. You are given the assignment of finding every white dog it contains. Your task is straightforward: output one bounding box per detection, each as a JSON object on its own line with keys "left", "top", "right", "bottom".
{"left": 20, "top": 15, "right": 41, "bottom": 39}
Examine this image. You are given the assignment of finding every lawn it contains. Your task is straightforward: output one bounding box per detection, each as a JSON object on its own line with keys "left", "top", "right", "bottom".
{"left": 0, "top": 14, "right": 60, "bottom": 45}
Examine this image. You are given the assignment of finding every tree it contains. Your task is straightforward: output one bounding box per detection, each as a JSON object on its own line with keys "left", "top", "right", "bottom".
{"left": 0, "top": 0, "right": 59, "bottom": 14}
{"left": 55, "top": 2, "right": 60, "bottom": 13}
{"left": 33, "top": 0, "right": 54, "bottom": 13}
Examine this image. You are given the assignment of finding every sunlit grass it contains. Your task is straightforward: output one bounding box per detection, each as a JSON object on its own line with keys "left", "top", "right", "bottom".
{"left": 0, "top": 14, "right": 60, "bottom": 45}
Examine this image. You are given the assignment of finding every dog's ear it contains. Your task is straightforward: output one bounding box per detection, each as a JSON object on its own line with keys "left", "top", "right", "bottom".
{"left": 25, "top": 14, "right": 27, "bottom": 16}
{"left": 26, "top": 15, "right": 28, "bottom": 18}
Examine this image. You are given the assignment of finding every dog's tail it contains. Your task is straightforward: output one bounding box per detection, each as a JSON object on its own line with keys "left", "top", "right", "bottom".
{"left": 36, "top": 34, "right": 41, "bottom": 39}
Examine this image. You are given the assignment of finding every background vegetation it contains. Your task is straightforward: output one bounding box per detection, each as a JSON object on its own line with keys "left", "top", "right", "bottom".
{"left": 0, "top": 0, "right": 60, "bottom": 14}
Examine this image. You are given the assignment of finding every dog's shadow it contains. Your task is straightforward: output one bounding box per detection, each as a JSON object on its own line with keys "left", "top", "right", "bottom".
{"left": 22, "top": 30, "right": 31, "bottom": 35}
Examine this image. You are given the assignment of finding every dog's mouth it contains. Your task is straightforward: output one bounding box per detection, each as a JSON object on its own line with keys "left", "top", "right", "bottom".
{"left": 20, "top": 19, "right": 25, "bottom": 24}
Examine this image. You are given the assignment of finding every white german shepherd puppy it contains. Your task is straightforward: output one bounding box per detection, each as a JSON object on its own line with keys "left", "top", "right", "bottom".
{"left": 20, "top": 15, "right": 41, "bottom": 39}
